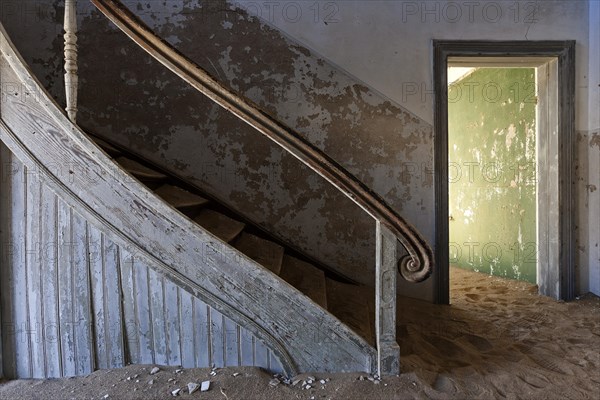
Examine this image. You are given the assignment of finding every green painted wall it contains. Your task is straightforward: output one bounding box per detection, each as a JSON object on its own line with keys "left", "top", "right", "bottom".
{"left": 448, "top": 68, "right": 537, "bottom": 283}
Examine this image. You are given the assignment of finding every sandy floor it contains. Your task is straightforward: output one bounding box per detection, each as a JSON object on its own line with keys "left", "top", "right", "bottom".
{"left": 1, "top": 267, "right": 598, "bottom": 399}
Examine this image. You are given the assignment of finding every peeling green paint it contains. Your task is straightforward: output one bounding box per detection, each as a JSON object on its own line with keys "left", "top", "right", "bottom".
{"left": 448, "top": 68, "right": 537, "bottom": 283}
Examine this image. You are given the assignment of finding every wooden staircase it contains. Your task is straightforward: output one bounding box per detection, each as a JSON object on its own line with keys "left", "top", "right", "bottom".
{"left": 98, "top": 138, "right": 375, "bottom": 345}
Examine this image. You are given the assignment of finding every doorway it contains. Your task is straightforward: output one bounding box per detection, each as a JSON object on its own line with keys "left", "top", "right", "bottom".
{"left": 433, "top": 41, "right": 576, "bottom": 304}
{"left": 447, "top": 66, "right": 537, "bottom": 284}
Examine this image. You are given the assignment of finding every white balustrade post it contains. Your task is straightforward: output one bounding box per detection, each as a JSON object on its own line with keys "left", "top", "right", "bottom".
{"left": 64, "top": 0, "right": 78, "bottom": 123}
{"left": 375, "top": 220, "right": 400, "bottom": 376}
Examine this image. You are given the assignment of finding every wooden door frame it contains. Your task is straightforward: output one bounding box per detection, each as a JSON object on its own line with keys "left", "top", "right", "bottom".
{"left": 433, "top": 40, "right": 576, "bottom": 304}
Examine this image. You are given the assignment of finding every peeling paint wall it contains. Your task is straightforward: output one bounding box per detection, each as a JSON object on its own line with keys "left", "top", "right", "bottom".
{"left": 1, "top": 0, "right": 597, "bottom": 298}
{"left": 448, "top": 68, "right": 537, "bottom": 283}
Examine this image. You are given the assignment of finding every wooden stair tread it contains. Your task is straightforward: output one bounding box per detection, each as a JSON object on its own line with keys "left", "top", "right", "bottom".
{"left": 116, "top": 157, "right": 168, "bottom": 180}
{"left": 93, "top": 137, "right": 122, "bottom": 157}
{"left": 234, "top": 232, "right": 284, "bottom": 275}
{"left": 155, "top": 184, "right": 209, "bottom": 209}
{"left": 194, "top": 209, "right": 245, "bottom": 243}
{"left": 279, "top": 255, "right": 327, "bottom": 309}
{"left": 326, "top": 278, "right": 374, "bottom": 345}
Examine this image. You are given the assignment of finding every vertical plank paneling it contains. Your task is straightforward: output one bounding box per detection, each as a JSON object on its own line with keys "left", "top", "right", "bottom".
{"left": 269, "top": 351, "right": 284, "bottom": 374}
{"left": 71, "top": 213, "right": 93, "bottom": 375}
{"left": 163, "top": 280, "right": 181, "bottom": 366}
{"left": 90, "top": 228, "right": 125, "bottom": 369}
{"left": 240, "top": 327, "right": 255, "bottom": 367}
{"left": 178, "top": 290, "right": 195, "bottom": 368}
{"left": 193, "top": 299, "right": 210, "bottom": 368}
{"left": 224, "top": 317, "right": 239, "bottom": 367}
{"left": 148, "top": 268, "right": 167, "bottom": 365}
{"left": 119, "top": 248, "right": 141, "bottom": 365}
{"left": 133, "top": 260, "right": 154, "bottom": 364}
{"left": 210, "top": 309, "right": 225, "bottom": 368}
{"left": 254, "top": 338, "right": 270, "bottom": 370}
{"left": 89, "top": 226, "right": 108, "bottom": 369}
{"left": 12, "top": 162, "right": 31, "bottom": 378}
{"left": 57, "top": 200, "right": 76, "bottom": 377}
{"left": 25, "top": 172, "right": 45, "bottom": 378}
{"left": 40, "top": 186, "right": 61, "bottom": 378}
{"left": 102, "top": 235, "right": 125, "bottom": 368}
{"left": 0, "top": 146, "right": 288, "bottom": 378}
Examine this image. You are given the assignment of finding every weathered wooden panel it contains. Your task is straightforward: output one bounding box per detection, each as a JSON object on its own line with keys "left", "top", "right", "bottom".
{"left": 90, "top": 228, "right": 125, "bottom": 370}
{"left": 0, "top": 141, "right": 286, "bottom": 378}
{"left": 40, "top": 185, "right": 62, "bottom": 378}
{"left": 0, "top": 23, "right": 375, "bottom": 377}
{"left": 25, "top": 171, "right": 45, "bottom": 378}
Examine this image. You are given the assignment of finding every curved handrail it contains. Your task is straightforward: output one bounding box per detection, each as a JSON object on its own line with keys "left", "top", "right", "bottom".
{"left": 90, "top": 0, "right": 433, "bottom": 282}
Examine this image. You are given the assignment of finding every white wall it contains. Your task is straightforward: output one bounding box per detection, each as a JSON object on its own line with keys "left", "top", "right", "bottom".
{"left": 236, "top": 0, "right": 599, "bottom": 294}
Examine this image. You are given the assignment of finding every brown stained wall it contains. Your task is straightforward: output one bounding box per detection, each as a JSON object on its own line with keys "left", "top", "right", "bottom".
{"left": 1, "top": 1, "right": 434, "bottom": 292}
{"left": 74, "top": 0, "right": 434, "bottom": 288}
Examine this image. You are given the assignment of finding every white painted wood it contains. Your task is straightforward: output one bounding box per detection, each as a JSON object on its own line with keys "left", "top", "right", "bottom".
{"left": 224, "top": 317, "right": 239, "bottom": 367}
{"left": 210, "top": 308, "right": 225, "bottom": 368}
{"left": 40, "top": 185, "right": 62, "bottom": 378}
{"left": 178, "top": 290, "right": 195, "bottom": 368}
{"left": 11, "top": 158, "right": 30, "bottom": 378}
{"left": 0, "top": 23, "right": 376, "bottom": 376}
{"left": 72, "top": 212, "right": 94, "bottom": 375}
{"left": 194, "top": 299, "right": 210, "bottom": 368}
{"left": 118, "top": 248, "right": 140, "bottom": 364}
{"left": 57, "top": 199, "right": 76, "bottom": 377}
{"left": 64, "top": 0, "right": 78, "bottom": 123}
{"left": 375, "top": 221, "right": 400, "bottom": 376}
{"left": 163, "top": 279, "right": 182, "bottom": 366}
{"left": 25, "top": 171, "right": 45, "bottom": 378}
{"left": 90, "top": 227, "right": 125, "bottom": 369}
{"left": 149, "top": 269, "right": 168, "bottom": 366}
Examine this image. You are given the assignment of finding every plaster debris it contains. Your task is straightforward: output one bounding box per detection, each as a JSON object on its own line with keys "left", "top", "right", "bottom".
{"left": 148, "top": 379, "right": 154, "bottom": 385}
{"left": 168, "top": 378, "right": 175, "bottom": 383}
{"left": 269, "top": 378, "right": 280, "bottom": 387}
{"left": 201, "top": 381, "right": 210, "bottom": 392}
{"left": 150, "top": 367, "right": 160, "bottom": 375}
{"left": 175, "top": 369, "right": 183, "bottom": 373}
{"left": 187, "top": 382, "right": 200, "bottom": 394}
{"left": 171, "top": 388, "right": 181, "bottom": 396}
{"left": 232, "top": 372, "right": 240, "bottom": 377}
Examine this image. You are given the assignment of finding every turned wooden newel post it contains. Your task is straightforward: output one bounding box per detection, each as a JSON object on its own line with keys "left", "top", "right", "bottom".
{"left": 64, "top": 0, "right": 78, "bottom": 123}
{"left": 375, "top": 220, "right": 400, "bottom": 376}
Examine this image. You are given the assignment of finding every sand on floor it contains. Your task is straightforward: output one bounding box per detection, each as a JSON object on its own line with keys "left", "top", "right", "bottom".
{"left": 0, "top": 266, "right": 598, "bottom": 399}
